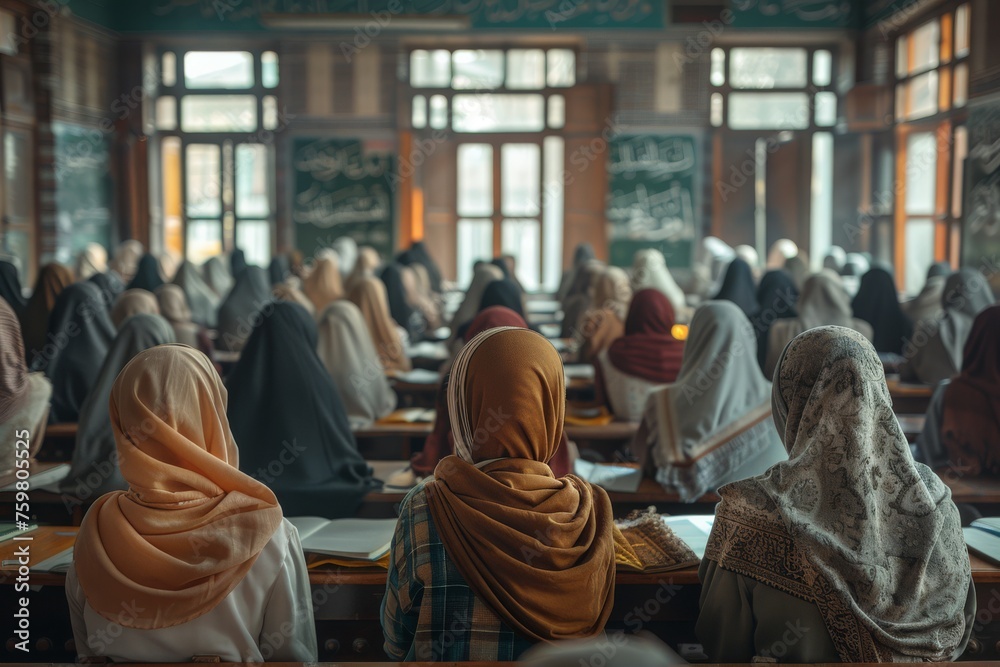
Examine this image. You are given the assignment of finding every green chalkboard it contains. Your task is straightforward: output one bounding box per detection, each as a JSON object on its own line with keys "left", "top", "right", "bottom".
{"left": 731, "top": 0, "right": 856, "bottom": 29}
{"left": 52, "top": 122, "right": 113, "bottom": 264}
{"left": 964, "top": 101, "right": 1000, "bottom": 295}
{"left": 606, "top": 134, "right": 699, "bottom": 270}
{"left": 291, "top": 137, "right": 395, "bottom": 260}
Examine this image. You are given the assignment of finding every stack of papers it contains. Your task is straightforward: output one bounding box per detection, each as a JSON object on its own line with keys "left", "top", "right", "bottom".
{"left": 574, "top": 459, "right": 642, "bottom": 493}
{"left": 289, "top": 517, "right": 397, "bottom": 562}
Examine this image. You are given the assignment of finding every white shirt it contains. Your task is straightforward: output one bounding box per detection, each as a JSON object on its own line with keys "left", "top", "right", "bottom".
{"left": 66, "top": 519, "right": 318, "bottom": 662}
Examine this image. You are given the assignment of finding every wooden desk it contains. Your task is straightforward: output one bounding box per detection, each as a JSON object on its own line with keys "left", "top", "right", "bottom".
{"left": 886, "top": 377, "right": 934, "bottom": 415}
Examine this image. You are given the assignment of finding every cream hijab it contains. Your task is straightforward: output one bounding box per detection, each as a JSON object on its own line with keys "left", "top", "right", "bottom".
{"left": 156, "top": 284, "right": 200, "bottom": 348}
{"left": 631, "top": 249, "right": 687, "bottom": 317}
{"left": 109, "top": 240, "right": 143, "bottom": 281}
{"left": 76, "top": 243, "right": 108, "bottom": 280}
{"left": 316, "top": 301, "right": 397, "bottom": 428}
{"left": 346, "top": 246, "right": 381, "bottom": 291}
{"left": 73, "top": 345, "right": 283, "bottom": 630}
{"left": 111, "top": 289, "right": 161, "bottom": 329}
{"left": 450, "top": 263, "right": 504, "bottom": 328}
{"left": 303, "top": 254, "right": 343, "bottom": 312}
{"left": 347, "top": 276, "right": 412, "bottom": 372}
{"left": 272, "top": 283, "right": 316, "bottom": 317}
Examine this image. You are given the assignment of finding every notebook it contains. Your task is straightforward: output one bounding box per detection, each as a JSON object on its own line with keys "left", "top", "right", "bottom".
{"left": 0, "top": 463, "right": 70, "bottom": 492}
{"left": 288, "top": 517, "right": 397, "bottom": 561}
{"left": 30, "top": 547, "right": 74, "bottom": 573}
{"left": 563, "top": 364, "right": 596, "bottom": 380}
{"left": 615, "top": 508, "right": 701, "bottom": 573}
{"left": 0, "top": 522, "right": 37, "bottom": 544}
{"left": 389, "top": 369, "right": 440, "bottom": 385}
{"left": 379, "top": 408, "right": 435, "bottom": 424}
{"left": 964, "top": 525, "right": 1000, "bottom": 567}
{"left": 574, "top": 459, "right": 643, "bottom": 493}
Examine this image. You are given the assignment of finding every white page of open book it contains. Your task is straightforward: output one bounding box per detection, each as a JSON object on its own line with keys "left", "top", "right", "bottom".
{"left": 287, "top": 517, "right": 398, "bottom": 560}
{"left": 661, "top": 515, "right": 715, "bottom": 560}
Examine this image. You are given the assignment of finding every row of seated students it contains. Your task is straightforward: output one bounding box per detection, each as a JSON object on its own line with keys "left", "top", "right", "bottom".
{"left": 0, "top": 236, "right": 995, "bottom": 661}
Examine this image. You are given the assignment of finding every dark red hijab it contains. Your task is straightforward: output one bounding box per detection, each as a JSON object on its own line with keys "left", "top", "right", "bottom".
{"left": 607, "top": 288, "right": 685, "bottom": 383}
{"left": 942, "top": 305, "right": 1000, "bottom": 475}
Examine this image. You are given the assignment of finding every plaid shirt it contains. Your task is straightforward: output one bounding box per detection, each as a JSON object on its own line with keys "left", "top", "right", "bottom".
{"left": 381, "top": 483, "right": 536, "bottom": 661}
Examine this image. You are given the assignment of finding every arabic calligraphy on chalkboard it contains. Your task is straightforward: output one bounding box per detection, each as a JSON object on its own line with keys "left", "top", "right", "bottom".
{"left": 731, "top": 0, "right": 854, "bottom": 27}
{"left": 970, "top": 105, "right": 1000, "bottom": 175}
{"left": 294, "top": 182, "right": 391, "bottom": 228}
{"left": 293, "top": 139, "right": 390, "bottom": 182}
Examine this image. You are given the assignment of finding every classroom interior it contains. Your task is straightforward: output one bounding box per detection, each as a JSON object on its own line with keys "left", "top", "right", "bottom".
{"left": 2, "top": 0, "right": 1000, "bottom": 664}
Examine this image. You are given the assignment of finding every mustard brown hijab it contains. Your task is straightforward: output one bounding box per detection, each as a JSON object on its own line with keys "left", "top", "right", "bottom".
{"left": 73, "top": 345, "right": 283, "bottom": 630}
{"left": 424, "top": 327, "right": 615, "bottom": 642}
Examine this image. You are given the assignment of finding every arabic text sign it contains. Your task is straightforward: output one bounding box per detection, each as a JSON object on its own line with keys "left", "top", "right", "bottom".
{"left": 730, "top": 0, "right": 856, "bottom": 28}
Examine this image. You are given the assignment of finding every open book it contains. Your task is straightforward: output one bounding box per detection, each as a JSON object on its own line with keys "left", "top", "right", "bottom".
{"left": 31, "top": 547, "right": 74, "bottom": 573}
{"left": 614, "top": 508, "right": 701, "bottom": 573}
{"left": 574, "top": 459, "right": 642, "bottom": 493}
{"left": 288, "top": 517, "right": 397, "bottom": 561}
{"left": 965, "top": 518, "right": 1000, "bottom": 566}
{"left": 389, "top": 369, "right": 441, "bottom": 385}
{"left": 379, "top": 408, "right": 435, "bottom": 424}
{"left": 0, "top": 463, "right": 70, "bottom": 493}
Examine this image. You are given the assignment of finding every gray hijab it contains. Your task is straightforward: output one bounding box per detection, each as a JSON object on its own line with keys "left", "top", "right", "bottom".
{"left": 202, "top": 256, "right": 234, "bottom": 297}
{"left": 173, "top": 261, "right": 221, "bottom": 328}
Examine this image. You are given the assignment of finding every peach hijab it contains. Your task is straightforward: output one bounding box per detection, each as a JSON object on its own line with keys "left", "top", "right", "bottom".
{"left": 347, "top": 276, "right": 411, "bottom": 372}
{"left": 73, "top": 345, "right": 282, "bottom": 630}
{"left": 425, "top": 327, "right": 615, "bottom": 642}
{"left": 303, "top": 253, "right": 343, "bottom": 312}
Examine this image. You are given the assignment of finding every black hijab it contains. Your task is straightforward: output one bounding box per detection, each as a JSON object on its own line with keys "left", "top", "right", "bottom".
{"left": 399, "top": 241, "right": 442, "bottom": 293}
{"left": 752, "top": 269, "right": 799, "bottom": 369}
{"left": 36, "top": 282, "right": 116, "bottom": 423}
{"left": 230, "top": 247, "right": 248, "bottom": 280}
{"left": 379, "top": 262, "right": 419, "bottom": 334}
{"left": 479, "top": 278, "right": 524, "bottom": 317}
{"left": 852, "top": 267, "right": 914, "bottom": 354}
{"left": 226, "top": 301, "right": 377, "bottom": 518}
{"left": 88, "top": 272, "right": 125, "bottom": 308}
{"left": 0, "top": 261, "right": 25, "bottom": 314}
{"left": 216, "top": 266, "right": 272, "bottom": 352}
{"left": 268, "top": 255, "right": 290, "bottom": 286}
{"left": 713, "top": 257, "right": 760, "bottom": 318}
{"left": 127, "top": 254, "right": 164, "bottom": 292}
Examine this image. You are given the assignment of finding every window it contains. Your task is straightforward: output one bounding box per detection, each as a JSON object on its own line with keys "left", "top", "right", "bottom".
{"left": 895, "top": 5, "right": 970, "bottom": 120}
{"left": 153, "top": 49, "right": 278, "bottom": 264}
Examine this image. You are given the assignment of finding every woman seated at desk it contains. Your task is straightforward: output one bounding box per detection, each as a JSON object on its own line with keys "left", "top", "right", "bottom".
{"left": 698, "top": 326, "right": 974, "bottom": 663}
{"left": 382, "top": 328, "right": 615, "bottom": 661}
{"left": 68, "top": 345, "right": 317, "bottom": 662}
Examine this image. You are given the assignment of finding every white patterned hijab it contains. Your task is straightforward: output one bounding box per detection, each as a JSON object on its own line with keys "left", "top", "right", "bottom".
{"left": 707, "top": 326, "right": 972, "bottom": 662}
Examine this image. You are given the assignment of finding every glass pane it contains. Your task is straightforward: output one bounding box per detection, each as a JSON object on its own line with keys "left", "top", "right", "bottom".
{"left": 452, "top": 50, "right": 504, "bottom": 89}
{"left": 910, "top": 20, "right": 940, "bottom": 74}
{"left": 955, "top": 4, "right": 970, "bottom": 57}
{"left": 547, "top": 49, "right": 575, "bottom": 87}
{"left": 727, "top": 93, "right": 810, "bottom": 130}
{"left": 185, "top": 144, "right": 221, "bottom": 218}
{"left": 710, "top": 48, "right": 725, "bottom": 86}
{"left": 710, "top": 92, "right": 724, "bottom": 127}
{"left": 904, "top": 219, "right": 936, "bottom": 295}
{"left": 410, "top": 49, "right": 451, "bottom": 87}
{"left": 547, "top": 94, "right": 565, "bottom": 129}
{"left": 815, "top": 91, "right": 837, "bottom": 126}
{"left": 236, "top": 220, "right": 271, "bottom": 266}
{"left": 502, "top": 144, "right": 540, "bottom": 217}
{"left": 896, "top": 36, "right": 908, "bottom": 79}
{"left": 905, "top": 70, "right": 938, "bottom": 119}
{"left": 453, "top": 94, "right": 545, "bottom": 132}
{"left": 429, "top": 94, "right": 447, "bottom": 129}
{"left": 4, "top": 131, "right": 30, "bottom": 219}
{"left": 412, "top": 94, "right": 427, "bottom": 128}
{"left": 184, "top": 51, "right": 254, "bottom": 89}
{"left": 457, "top": 144, "right": 492, "bottom": 217}
{"left": 186, "top": 220, "right": 223, "bottom": 265}
{"left": 501, "top": 219, "right": 540, "bottom": 291}
{"left": 507, "top": 49, "right": 545, "bottom": 89}
{"left": 810, "top": 132, "right": 833, "bottom": 271}
{"left": 235, "top": 144, "right": 269, "bottom": 218}
{"left": 261, "top": 51, "right": 279, "bottom": 88}
{"left": 262, "top": 96, "right": 278, "bottom": 130}
{"left": 542, "top": 136, "right": 564, "bottom": 292}
{"left": 162, "top": 137, "right": 183, "bottom": 258}
{"left": 905, "top": 132, "right": 936, "bottom": 215}
{"left": 457, "top": 219, "right": 494, "bottom": 288}
{"left": 729, "top": 48, "right": 807, "bottom": 89}
{"left": 895, "top": 84, "right": 906, "bottom": 121}
{"left": 162, "top": 52, "right": 177, "bottom": 87}
{"left": 181, "top": 95, "right": 257, "bottom": 132}
{"left": 953, "top": 125, "right": 967, "bottom": 219}
{"left": 156, "top": 96, "right": 177, "bottom": 130}
{"left": 813, "top": 50, "right": 832, "bottom": 86}
{"left": 954, "top": 63, "right": 968, "bottom": 107}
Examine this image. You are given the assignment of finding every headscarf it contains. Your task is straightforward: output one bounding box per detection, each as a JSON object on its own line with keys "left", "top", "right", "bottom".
{"left": 216, "top": 266, "right": 272, "bottom": 353}
{"left": 630, "top": 249, "right": 687, "bottom": 315}
{"left": 108, "top": 240, "right": 143, "bottom": 282}
{"left": 903, "top": 268, "right": 995, "bottom": 384}
{"left": 557, "top": 243, "right": 596, "bottom": 303}
{"left": 607, "top": 289, "right": 685, "bottom": 384}
{"left": 0, "top": 260, "right": 26, "bottom": 315}
{"left": 173, "top": 261, "right": 221, "bottom": 328}
{"left": 424, "top": 327, "right": 615, "bottom": 641}
{"left": 73, "top": 345, "right": 283, "bottom": 630}
{"left": 823, "top": 246, "right": 847, "bottom": 273}
{"left": 316, "top": 300, "right": 397, "bottom": 429}
{"left": 753, "top": 270, "right": 799, "bottom": 369}
{"left": 346, "top": 246, "right": 382, "bottom": 292}
{"left": 0, "top": 298, "right": 30, "bottom": 423}
{"left": 479, "top": 278, "right": 525, "bottom": 318}
{"left": 940, "top": 305, "right": 1000, "bottom": 475}
{"left": 37, "top": 282, "right": 116, "bottom": 423}
{"left": 576, "top": 267, "right": 631, "bottom": 362}
{"left": 706, "top": 326, "right": 971, "bottom": 662}
{"left": 127, "top": 254, "right": 165, "bottom": 292}
{"left": 783, "top": 255, "right": 809, "bottom": 291}
{"left": 560, "top": 261, "right": 603, "bottom": 339}
{"left": 840, "top": 253, "right": 870, "bottom": 296}
{"left": 332, "top": 237, "right": 359, "bottom": 277}
{"left": 765, "top": 238, "right": 798, "bottom": 269}
{"left": 89, "top": 271, "right": 125, "bottom": 307}
{"left": 60, "top": 314, "right": 176, "bottom": 499}
{"left": 713, "top": 257, "right": 760, "bottom": 319}
{"left": 380, "top": 263, "right": 420, "bottom": 336}
{"left": 20, "top": 263, "right": 74, "bottom": 361}
{"left": 640, "top": 301, "right": 786, "bottom": 500}
{"left": 904, "top": 263, "right": 951, "bottom": 323}
{"left": 157, "top": 252, "right": 180, "bottom": 283}
{"left": 267, "top": 255, "right": 290, "bottom": 286}
{"left": 401, "top": 241, "right": 443, "bottom": 293}
{"left": 734, "top": 245, "right": 760, "bottom": 275}
{"left": 156, "top": 284, "right": 200, "bottom": 348}
{"left": 229, "top": 248, "right": 248, "bottom": 280}
{"left": 450, "top": 263, "right": 503, "bottom": 329}
{"left": 690, "top": 237, "right": 736, "bottom": 298}
{"left": 75, "top": 243, "right": 108, "bottom": 280}
{"left": 110, "top": 289, "right": 160, "bottom": 329}
{"left": 852, "top": 267, "right": 913, "bottom": 354}
{"left": 202, "top": 256, "right": 234, "bottom": 297}
{"left": 400, "top": 264, "right": 441, "bottom": 331}
{"left": 303, "top": 254, "right": 343, "bottom": 313}
{"left": 347, "top": 276, "right": 411, "bottom": 372}
{"left": 227, "top": 302, "right": 377, "bottom": 517}
{"left": 272, "top": 283, "right": 315, "bottom": 316}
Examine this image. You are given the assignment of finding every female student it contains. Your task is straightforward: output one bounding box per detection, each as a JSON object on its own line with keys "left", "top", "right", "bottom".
{"left": 852, "top": 266, "right": 913, "bottom": 355}
{"left": 202, "top": 255, "right": 234, "bottom": 297}
{"left": 75, "top": 243, "right": 108, "bottom": 280}
{"left": 630, "top": 249, "right": 688, "bottom": 318}
{"left": 216, "top": 266, "right": 272, "bottom": 352}
{"left": 110, "top": 289, "right": 160, "bottom": 329}
{"left": 227, "top": 301, "right": 377, "bottom": 518}
{"left": 916, "top": 305, "right": 1000, "bottom": 474}
{"left": 273, "top": 281, "right": 316, "bottom": 316}
{"left": 127, "top": 254, "right": 165, "bottom": 292}
{"left": 173, "top": 261, "right": 221, "bottom": 327}
{"left": 0, "top": 299, "right": 51, "bottom": 475}
{"left": 712, "top": 257, "right": 760, "bottom": 321}
{"left": 595, "top": 289, "right": 685, "bottom": 421}
{"left": 108, "top": 240, "right": 143, "bottom": 283}
{"left": 21, "top": 262, "right": 74, "bottom": 362}
{"left": 575, "top": 266, "right": 631, "bottom": 363}
{"left": 382, "top": 327, "right": 615, "bottom": 661}
{"left": 636, "top": 301, "right": 786, "bottom": 501}
{"left": 348, "top": 276, "right": 412, "bottom": 373}
{"left": 0, "top": 260, "right": 26, "bottom": 315}
{"left": 698, "top": 326, "right": 974, "bottom": 662}
{"left": 752, "top": 269, "right": 798, "bottom": 370}
{"left": 346, "top": 246, "right": 382, "bottom": 292}
{"left": 303, "top": 252, "right": 343, "bottom": 313}
{"left": 397, "top": 241, "right": 443, "bottom": 294}
{"left": 61, "top": 314, "right": 175, "bottom": 499}
{"left": 449, "top": 262, "right": 503, "bottom": 329}
{"left": 156, "top": 284, "right": 201, "bottom": 348}
{"left": 380, "top": 262, "right": 423, "bottom": 339}
{"left": 559, "top": 261, "right": 603, "bottom": 339}
{"left": 68, "top": 345, "right": 317, "bottom": 662}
